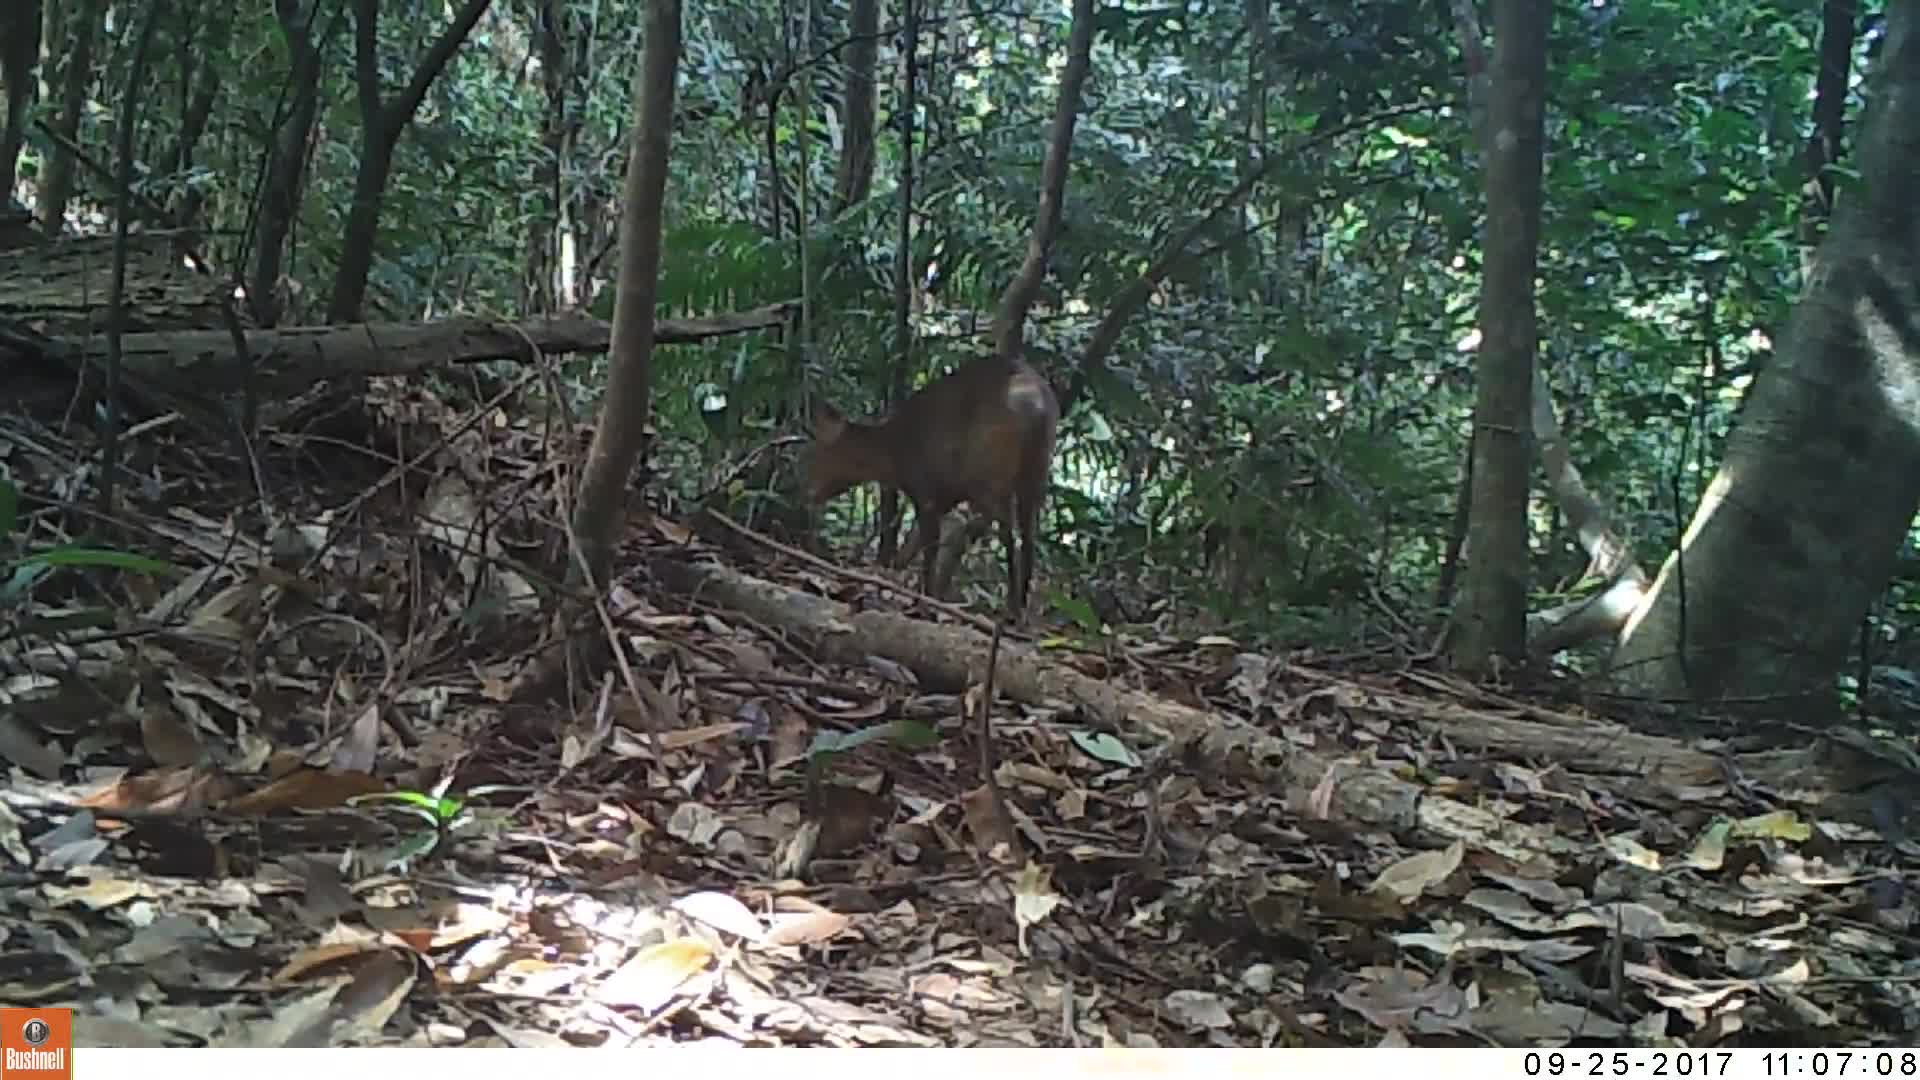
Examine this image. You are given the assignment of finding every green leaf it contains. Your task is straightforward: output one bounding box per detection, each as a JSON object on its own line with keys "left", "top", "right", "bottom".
{"left": 0, "top": 476, "right": 16, "bottom": 538}
{"left": 0, "top": 562, "right": 52, "bottom": 605}
{"left": 16, "top": 546, "right": 176, "bottom": 575}
{"left": 1050, "top": 590, "right": 1102, "bottom": 634}
{"left": 354, "top": 789, "right": 468, "bottom": 823}
{"left": 807, "top": 719, "right": 940, "bottom": 761}
{"left": 1070, "top": 731, "right": 1141, "bottom": 768}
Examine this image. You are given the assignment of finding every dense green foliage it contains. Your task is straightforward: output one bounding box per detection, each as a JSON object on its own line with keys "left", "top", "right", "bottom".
{"left": 5, "top": 0, "right": 1891, "bottom": 648}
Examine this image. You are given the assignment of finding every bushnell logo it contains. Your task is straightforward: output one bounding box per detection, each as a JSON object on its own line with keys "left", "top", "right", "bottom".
{"left": 2, "top": 1008, "right": 70, "bottom": 1079}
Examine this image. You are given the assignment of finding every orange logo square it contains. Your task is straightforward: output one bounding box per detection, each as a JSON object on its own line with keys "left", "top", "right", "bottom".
{"left": 0, "top": 1008, "right": 71, "bottom": 1080}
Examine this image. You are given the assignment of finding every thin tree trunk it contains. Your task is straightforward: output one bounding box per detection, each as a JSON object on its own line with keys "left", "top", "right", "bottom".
{"left": 165, "top": 0, "right": 232, "bottom": 227}
{"left": 794, "top": 0, "right": 814, "bottom": 378}
{"left": 1228, "top": 0, "right": 1268, "bottom": 294}
{"left": 569, "top": 0, "right": 681, "bottom": 591}
{"left": 0, "top": 0, "right": 41, "bottom": 197}
{"left": 1434, "top": 433, "right": 1473, "bottom": 613}
{"left": 326, "top": 0, "right": 492, "bottom": 322}
{"left": 761, "top": 78, "right": 783, "bottom": 240}
{"left": 1453, "top": 0, "right": 1549, "bottom": 672}
{"left": 878, "top": 0, "right": 917, "bottom": 564}
{"left": 330, "top": 127, "right": 401, "bottom": 319}
{"left": 528, "top": 0, "right": 570, "bottom": 313}
{"left": 1800, "top": 0, "right": 1858, "bottom": 273}
{"left": 251, "top": 0, "right": 332, "bottom": 327}
{"left": 38, "top": 0, "right": 103, "bottom": 233}
{"left": 39, "top": 0, "right": 67, "bottom": 96}
{"left": 989, "top": 0, "right": 1094, "bottom": 359}
{"left": 102, "top": 0, "right": 168, "bottom": 517}
{"left": 1807, "top": 0, "right": 1859, "bottom": 217}
{"left": 833, "top": 0, "right": 878, "bottom": 212}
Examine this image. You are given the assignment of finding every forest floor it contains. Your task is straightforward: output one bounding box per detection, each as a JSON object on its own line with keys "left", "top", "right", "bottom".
{"left": 3, "top": 378, "right": 1919, "bottom": 1049}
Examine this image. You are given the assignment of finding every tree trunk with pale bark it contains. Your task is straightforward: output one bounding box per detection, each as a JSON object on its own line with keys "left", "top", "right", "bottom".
{"left": 1609, "top": 3, "right": 1920, "bottom": 706}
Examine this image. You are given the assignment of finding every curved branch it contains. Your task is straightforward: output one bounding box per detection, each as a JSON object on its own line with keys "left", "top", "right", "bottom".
{"left": 989, "top": 0, "right": 1095, "bottom": 359}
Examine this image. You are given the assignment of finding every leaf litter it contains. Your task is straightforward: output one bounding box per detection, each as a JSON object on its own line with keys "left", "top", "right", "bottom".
{"left": 0, "top": 384, "right": 1917, "bottom": 1048}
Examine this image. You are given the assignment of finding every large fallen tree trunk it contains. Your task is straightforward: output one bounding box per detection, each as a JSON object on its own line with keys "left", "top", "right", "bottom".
{"left": 49, "top": 304, "right": 797, "bottom": 393}
{"left": 651, "top": 556, "right": 1910, "bottom": 842}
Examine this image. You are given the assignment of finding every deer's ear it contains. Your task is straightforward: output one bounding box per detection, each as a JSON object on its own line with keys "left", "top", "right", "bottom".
{"left": 811, "top": 400, "right": 846, "bottom": 440}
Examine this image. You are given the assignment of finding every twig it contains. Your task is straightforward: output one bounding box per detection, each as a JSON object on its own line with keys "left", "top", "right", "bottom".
{"left": 689, "top": 672, "right": 868, "bottom": 694}
{"left": 559, "top": 510, "right": 670, "bottom": 743}
{"left": 976, "top": 616, "right": 1016, "bottom": 853}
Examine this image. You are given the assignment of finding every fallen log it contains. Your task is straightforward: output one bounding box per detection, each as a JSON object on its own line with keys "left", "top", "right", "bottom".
{"left": 651, "top": 556, "right": 1911, "bottom": 846}
{"left": 649, "top": 556, "right": 1546, "bottom": 856}
{"left": 51, "top": 304, "right": 797, "bottom": 393}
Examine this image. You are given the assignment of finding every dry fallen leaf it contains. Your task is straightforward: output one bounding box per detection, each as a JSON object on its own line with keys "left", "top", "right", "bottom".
{"left": 0, "top": 712, "right": 65, "bottom": 779}
{"left": 78, "top": 765, "right": 238, "bottom": 816}
{"left": 43, "top": 869, "right": 154, "bottom": 910}
{"left": 225, "top": 768, "right": 388, "bottom": 815}
{"left": 140, "top": 706, "right": 206, "bottom": 768}
{"left": 597, "top": 938, "right": 715, "bottom": 1012}
{"left": 1369, "top": 839, "right": 1465, "bottom": 903}
{"left": 1011, "top": 861, "right": 1062, "bottom": 956}
{"left": 671, "top": 890, "right": 766, "bottom": 942}
{"left": 762, "top": 903, "right": 852, "bottom": 948}
{"left": 274, "top": 941, "right": 385, "bottom": 984}
{"left": 962, "top": 784, "right": 1020, "bottom": 858}
{"left": 332, "top": 701, "right": 383, "bottom": 773}
{"left": 1163, "top": 989, "right": 1232, "bottom": 1031}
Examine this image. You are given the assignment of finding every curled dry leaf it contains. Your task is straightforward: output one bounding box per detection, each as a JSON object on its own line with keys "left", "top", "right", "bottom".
{"left": 762, "top": 905, "right": 852, "bottom": 948}
{"left": 1334, "top": 967, "right": 1474, "bottom": 1036}
{"left": 184, "top": 580, "right": 263, "bottom": 645}
{"left": 239, "top": 985, "right": 342, "bottom": 1049}
{"left": 116, "top": 915, "right": 213, "bottom": 964}
{"left": 724, "top": 641, "right": 774, "bottom": 674}
{"left": 1686, "top": 819, "right": 1730, "bottom": 870}
{"left": 274, "top": 941, "right": 386, "bottom": 984}
{"left": 671, "top": 890, "right": 766, "bottom": 942}
{"left": 144, "top": 564, "right": 220, "bottom": 624}
{"left": 863, "top": 655, "right": 917, "bottom": 687}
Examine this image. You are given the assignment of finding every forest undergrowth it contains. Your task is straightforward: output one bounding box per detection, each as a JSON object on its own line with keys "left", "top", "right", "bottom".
{"left": 2, "top": 377, "right": 1915, "bottom": 1048}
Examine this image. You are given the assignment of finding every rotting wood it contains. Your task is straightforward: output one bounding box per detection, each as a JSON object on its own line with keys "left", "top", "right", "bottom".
{"left": 44, "top": 304, "right": 797, "bottom": 394}
{"left": 653, "top": 556, "right": 1911, "bottom": 843}
{"left": 0, "top": 230, "right": 225, "bottom": 335}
